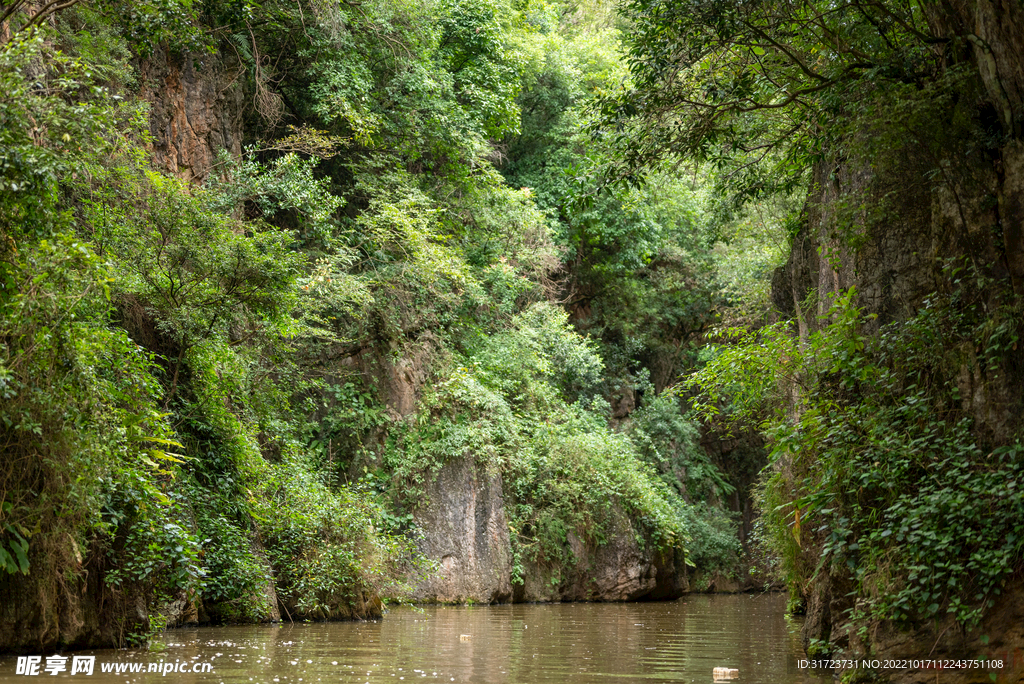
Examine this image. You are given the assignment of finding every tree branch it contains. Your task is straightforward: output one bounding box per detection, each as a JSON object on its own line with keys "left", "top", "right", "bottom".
{"left": 16, "top": 0, "right": 81, "bottom": 34}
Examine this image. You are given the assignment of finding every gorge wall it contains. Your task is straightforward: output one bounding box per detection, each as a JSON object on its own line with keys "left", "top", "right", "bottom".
{"left": 139, "top": 48, "right": 246, "bottom": 183}
{"left": 364, "top": 350, "right": 691, "bottom": 605}
{"left": 770, "top": 0, "right": 1024, "bottom": 675}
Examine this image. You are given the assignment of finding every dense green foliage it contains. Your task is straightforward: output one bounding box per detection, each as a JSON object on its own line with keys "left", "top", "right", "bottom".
{"left": 0, "top": 0, "right": 751, "bottom": 645}
{"left": 0, "top": 20, "right": 420, "bottom": 640}
{"left": 688, "top": 287, "right": 1024, "bottom": 634}
{"left": 380, "top": 303, "right": 727, "bottom": 582}
{"left": 500, "top": 18, "right": 726, "bottom": 388}
{"left": 599, "top": 0, "right": 964, "bottom": 197}
{"left": 11, "top": 0, "right": 1018, "bottom": 662}
{"left": 579, "top": 0, "right": 1024, "bottom": 663}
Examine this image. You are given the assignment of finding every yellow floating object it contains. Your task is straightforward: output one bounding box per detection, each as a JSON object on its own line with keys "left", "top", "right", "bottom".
{"left": 712, "top": 667, "right": 739, "bottom": 680}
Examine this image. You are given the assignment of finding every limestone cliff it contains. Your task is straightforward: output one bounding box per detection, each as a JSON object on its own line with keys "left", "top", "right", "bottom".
{"left": 515, "top": 513, "right": 688, "bottom": 603}
{"left": 139, "top": 49, "right": 246, "bottom": 183}
{"left": 407, "top": 457, "right": 514, "bottom": 604}
{"left": 770, "top": 0, "right": 1024, "bottom": 674}
{"left": 405, "top": 453, "right": 687, "bottom": 604}
{"left": 350, "top": 336, "right": 691, "bottom": 605}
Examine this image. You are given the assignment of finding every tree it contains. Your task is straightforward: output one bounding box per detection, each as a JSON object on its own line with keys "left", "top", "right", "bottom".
{"left": 597, "top": 0, "right": 959, "bottom": 198}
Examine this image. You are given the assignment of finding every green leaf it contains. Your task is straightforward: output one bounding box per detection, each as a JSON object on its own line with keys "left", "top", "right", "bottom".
{"left": 10, "top": 539, "right": 29, "bottom": 574}
{"left": 0, "top": 546, "right": 15, "bottom": 573}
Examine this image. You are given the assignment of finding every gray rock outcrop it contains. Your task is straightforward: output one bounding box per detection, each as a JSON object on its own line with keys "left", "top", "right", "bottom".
{"left": 408, "top": 456, "right": 513, "bottom": 603}
{"left": 406, "top": 455, "right": 688, "bottom": 604}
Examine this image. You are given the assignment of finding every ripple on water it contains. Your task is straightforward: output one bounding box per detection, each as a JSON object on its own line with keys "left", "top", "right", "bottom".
{"left": 0, "top": 594, "right": 831, "bottom": 684}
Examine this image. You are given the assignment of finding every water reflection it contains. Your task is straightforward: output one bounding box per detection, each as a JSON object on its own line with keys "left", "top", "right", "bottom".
{"left": 0, "top": 594, "right": 831, "bottom": 683}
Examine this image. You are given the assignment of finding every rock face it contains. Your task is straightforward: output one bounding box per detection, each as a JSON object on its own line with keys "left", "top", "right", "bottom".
{"left": 516, "top": 511, "right": 687, "bottom": 603}
{"left": 776, "top": 153, "right": 1024, "bottom": 676}
{"left": 868, "top": 584, "right": 1024, "bottom": 684}
{"left": 408, "top": 456, "right": 513, "bottom": 603}
{"left": 138, "top": 49, "right": 247, "bottom": 183}
{"left": 769, "top": 0, "right": 1024, "bottom": 672}
{"left": 774, "top": 141, "right": 1024, "bottom": 449}
{"left": 406, "top": 454, "right": 687, "bottom": 604}
{"left": 0, "top": 554, "right": 150, "bottom": 653}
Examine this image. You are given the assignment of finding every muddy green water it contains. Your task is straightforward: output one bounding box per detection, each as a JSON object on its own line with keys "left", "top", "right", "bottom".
{"left": 1, "top": 594, "right": 832, "bottom": 683}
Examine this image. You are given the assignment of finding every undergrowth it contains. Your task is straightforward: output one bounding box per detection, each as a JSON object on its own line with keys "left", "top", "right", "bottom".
{"left": 687, "top": 283, "right": 1024, "bottom": 643}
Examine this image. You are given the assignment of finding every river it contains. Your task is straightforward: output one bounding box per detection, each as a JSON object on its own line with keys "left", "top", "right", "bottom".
{"left": 0, "top": 594, "right": 831, "bottom": 683}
